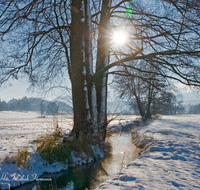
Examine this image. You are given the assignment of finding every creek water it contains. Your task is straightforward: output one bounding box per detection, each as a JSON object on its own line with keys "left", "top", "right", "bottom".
{"left": 14, "top": 132, "right": 140, "bottom": 190}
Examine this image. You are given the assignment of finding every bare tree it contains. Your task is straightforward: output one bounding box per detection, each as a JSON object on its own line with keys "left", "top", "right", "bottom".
{"left": 0, "top": 0, "right": 200, "bottom": 143}
{"left": 114, "top": 60, "right": 177, "bottom": 121}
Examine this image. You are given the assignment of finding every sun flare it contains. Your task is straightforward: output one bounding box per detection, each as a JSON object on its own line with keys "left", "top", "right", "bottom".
{"left": 112, "top": 30, "right": 127, "bottom": 46}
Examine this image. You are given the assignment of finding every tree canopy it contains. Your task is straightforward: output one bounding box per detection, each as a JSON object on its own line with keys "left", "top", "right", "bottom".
{"left": 0, "top": 0, "right": 200, "bottom": 86}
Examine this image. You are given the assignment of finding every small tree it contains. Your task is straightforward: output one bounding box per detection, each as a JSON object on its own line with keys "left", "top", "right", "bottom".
{"left": 40, "top": 103, "right": 46, "bottom": 116}
{"left": 47, "top": 102, "right": 58, "bottom": 115}
{"left": 17, "top": 97, "right": 31, "bottom": 112}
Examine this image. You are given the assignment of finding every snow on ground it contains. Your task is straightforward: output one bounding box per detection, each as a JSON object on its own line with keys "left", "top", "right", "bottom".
{"left": 0, "top": 111, "right": 73, "bottom": 161}
{"left": 1, "top": 112, "right": 200, "bottom": 189}
{"left": 0, "top": 111, "right": 74, "bottom": 189}
{"left": 0, "top": 111, "right": 136, "bottom": 189}
{"left": 96, "top": 115, "right": 200, "bottom": 190}
{"left": 0, "top": 112, "right": 136, "bottom": 161}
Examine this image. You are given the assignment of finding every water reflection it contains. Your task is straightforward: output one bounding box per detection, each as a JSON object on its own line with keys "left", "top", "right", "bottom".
{"left": 14, "top": 132, "right": 139, "bottom": 190}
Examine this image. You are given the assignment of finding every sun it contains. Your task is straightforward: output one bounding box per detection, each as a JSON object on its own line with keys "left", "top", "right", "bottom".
{"left": 112, "top": 30, "right": 127, "bottom": 46}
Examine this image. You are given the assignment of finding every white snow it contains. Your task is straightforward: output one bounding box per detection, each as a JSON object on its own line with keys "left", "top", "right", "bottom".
{"left": 0, "top": 111, "right": 73, "bottom": 161}
{"left": 91, "top": 144, "right": 104, "bottom": 159}
{"left": 0, "top": 111, "right": 73, "bottom": 189}
{"left": 96, "top": 114, "right": 200, "bottom": 189}
{"left": 1, "top": 112, "right": 200, "bottom": 189}
{"left": 0, "top": 111, "right": 121, "bottom": 189}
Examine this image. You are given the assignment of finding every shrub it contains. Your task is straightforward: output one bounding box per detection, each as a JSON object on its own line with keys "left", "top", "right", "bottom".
{"left": 36, "top": 121, "right": 112, "bottom": 165}
{"left": 36, "top": 135, "right": 72, "bottom": 164}
{"left": 36, "top": 132, "right": 111, "bottom": 165}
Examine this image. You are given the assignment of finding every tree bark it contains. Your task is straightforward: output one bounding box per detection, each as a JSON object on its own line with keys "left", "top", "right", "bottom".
{"left": 70, "top": 0, "right": 91, "bottom": 140}
{"left": 96, "top": 0, "right": 111, "bottom": 140}
{"left": 143, "top": 84, "right": 153, "bottom": 121}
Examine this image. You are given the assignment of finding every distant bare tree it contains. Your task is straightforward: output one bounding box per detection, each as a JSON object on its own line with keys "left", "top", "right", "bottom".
{"left": 114, "top": 61, "right": 177, "bottom": 120}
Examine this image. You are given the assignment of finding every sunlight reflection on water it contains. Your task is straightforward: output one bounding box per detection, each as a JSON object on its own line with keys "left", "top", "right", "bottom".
{"left": 14, "top": 132, "right": 140, "bottom": 190}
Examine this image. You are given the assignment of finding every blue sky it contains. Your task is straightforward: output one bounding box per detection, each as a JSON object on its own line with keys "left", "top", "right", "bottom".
{"left": 1, "top": 78, "right": 200, "bottom": 105}
{"left": 0, "top": 79, "right": 36, "bottom": 102}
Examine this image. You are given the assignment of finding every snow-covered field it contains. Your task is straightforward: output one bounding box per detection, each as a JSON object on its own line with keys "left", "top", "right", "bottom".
{"left": 0, "top": 112, "right": 200, "bottom": 189}
{"left": 0, "top": 111, "right": 136, "bottom": 161}
{"left": 96, "top": 115, "right": 200, "bottom": 189}
{"left": 0, "top": 111, "right": 137, "bottom": 189}
{"left": 0, "top": 111, "right": 75, "bottom": 189}
{"left": 0, "top": 111, "right": 73, "bottom": 161}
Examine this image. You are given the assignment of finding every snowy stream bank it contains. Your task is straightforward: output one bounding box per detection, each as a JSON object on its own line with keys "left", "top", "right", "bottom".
{"left": 96, "top": 115, "right": 200, "bottom": 190}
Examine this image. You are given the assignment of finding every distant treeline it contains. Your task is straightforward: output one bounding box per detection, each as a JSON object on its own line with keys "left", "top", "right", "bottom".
{"left": 189, "top": 104, "right": 200, "bottom": 114}
{"left": 0, "top": 97, "right": 72, "bottom": 114}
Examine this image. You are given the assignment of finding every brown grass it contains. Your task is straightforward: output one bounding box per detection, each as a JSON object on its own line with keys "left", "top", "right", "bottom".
{"left": 4, "top": 147, "right": 31, "bottom": 168}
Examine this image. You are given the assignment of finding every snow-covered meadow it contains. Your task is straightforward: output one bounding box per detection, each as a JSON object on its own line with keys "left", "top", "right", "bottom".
{"left": 0, "top": 112, "right": 200, "bottom": 189}
{"left": 0, "top": 111, "right": 74, "bottom": 189}
{"left": 0, "top": 111, "right": 73, "bottom": 161}
{"left": 0, "top": 111, "right": 137, "bottom": 189}
{"left": 96, "top": 115, "right": 200, "bottom": 189}
{"left": 0, "top": 111, "right": 136, "bottom": 161}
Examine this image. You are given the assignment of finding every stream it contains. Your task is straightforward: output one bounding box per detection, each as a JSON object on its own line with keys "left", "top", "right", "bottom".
{"left": 14, "top": 132, "right": 140, "bottom": 190}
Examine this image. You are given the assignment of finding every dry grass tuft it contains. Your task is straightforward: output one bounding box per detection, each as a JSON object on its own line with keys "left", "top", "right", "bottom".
{"left": 36, "top": 135, "right": 72, "bottom": 164}
{"left": 15, "top": 148, "right": 30, "bottom": 168}
{"left": 4, "top": 147, "right": 31, "bottom": 168}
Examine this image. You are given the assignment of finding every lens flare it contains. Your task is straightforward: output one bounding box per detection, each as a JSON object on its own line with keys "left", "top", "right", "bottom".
{"left": 112, "top": 30, "right": 127, "bottom": 46}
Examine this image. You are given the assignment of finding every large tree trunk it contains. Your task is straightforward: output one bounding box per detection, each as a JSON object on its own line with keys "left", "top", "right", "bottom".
{"left": 70, "top": 0, "right": 92, "bottom": 140}
{"left": 96, "top": 0, "right": 112, "bottom": 140}
{"left": 84, "top": 0, "right": 98, "bottom": 137}
{"left": 69, "top": 0, "right": 111, "bottom": 142}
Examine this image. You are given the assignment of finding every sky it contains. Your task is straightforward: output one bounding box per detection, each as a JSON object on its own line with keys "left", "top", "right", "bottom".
{"left": 1, "top": 79, "right": 200, "bottom": 106}
{"left": 1, "top": 75, "right": 200, "bottom": 105}
{"left": 182, "top": 92, "right": 200, "bottom": 104}
{"left": 0, "top": 79, "right": 36, "bottom": 102}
